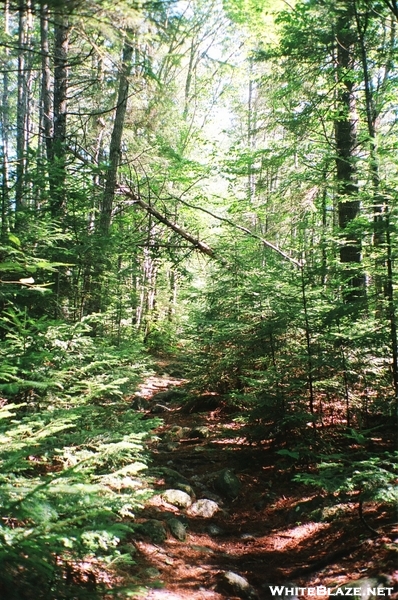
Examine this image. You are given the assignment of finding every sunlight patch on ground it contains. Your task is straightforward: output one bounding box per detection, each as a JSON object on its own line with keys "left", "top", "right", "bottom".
{"left": 136, "top": 375, "right": 187, "bottom": 398}
{"left": 144, "top": 592, "right": 187, "bottom": 599}
{"left": 209, "top": 436, "right": 247, "bottom": 445}
{"left": 137, "top": 540, "right": 224, "bottom": 600}
{"left": 143, "top": 589, "right": 222, "bottom": 599}
{"left": 268, "top": 522, "right": 328, "bottom": 551}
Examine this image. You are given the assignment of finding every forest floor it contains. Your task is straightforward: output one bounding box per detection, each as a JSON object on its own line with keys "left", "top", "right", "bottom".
{"left": 117, "top": 361, "right": 398, "bottom": 600}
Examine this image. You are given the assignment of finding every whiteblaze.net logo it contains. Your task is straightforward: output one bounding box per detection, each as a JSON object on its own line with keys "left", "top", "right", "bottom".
{"left": 268, "top": 586, "right": 394, "bottom": 597}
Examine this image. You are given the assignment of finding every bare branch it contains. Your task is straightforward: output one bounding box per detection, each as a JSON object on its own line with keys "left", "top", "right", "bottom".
{"left": 118, "top": 184, "right": 303, "bottom": 269}
{"left": 176, "top": 196, "right": 304, "bottom": 268}
{"left": 118, "top": 186, "right": 217, "bottom": 259}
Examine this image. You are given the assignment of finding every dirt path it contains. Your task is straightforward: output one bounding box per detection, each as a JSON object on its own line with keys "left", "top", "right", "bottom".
{"left": 125, "top": 367, "right": 398, "bottom": 600}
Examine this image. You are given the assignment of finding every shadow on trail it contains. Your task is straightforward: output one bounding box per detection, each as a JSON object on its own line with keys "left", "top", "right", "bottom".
{"left": 126, "top": 371, "right": 396, "bottom": 600}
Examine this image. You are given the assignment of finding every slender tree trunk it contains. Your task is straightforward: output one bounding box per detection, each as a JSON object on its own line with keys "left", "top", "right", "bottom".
{"left": 247, "top": 60, "right": 256, "bottom": 205}
{"left": 88, "top": 53, "right": 106, "bottom": 231}
{"left": 167, "top": 269, "right": 178, "bottom": 322}
{"left": 49, "top": 11, "right": 69, "bottom": 218}
{"left": 139, "top": 222, "right": 159, "bottom": 342}
{"left": 100, "top": 33, "right": 134, "bottom": 234}
{"left": 86, "top": 33, "right": 134, "bottom": 315}
{"left": 355, "top": 4, "right": 397, "bottom": 403}
{"left": 15, "top": 1, "right": 26, "bottom": 216}
{"left": 247, "top": 79, "right": 255, "bottom": 203}
{"left": 0, "top": 1, "right": 10, "bottom": 238}
{"left": 301, "top": 268, "right": 316, "bottom": 428}
{"left": 382, "top": 0, "right": 398, "bottom": 19}
{"left": 40, "top": 4, "right": 52, "bottom": 165}
{"left": 334, "top": 8, "right": 363, "bottom": 300}
{"left": 320, "top": 171, "right": 328, "bottom": 285}
{"left": 385, "top": 210, "right": 398, "bottom": 409}
{"left": 354, "top": 3, "right": 384, "bottom": 306}
{"left": 183, "top": 38, "right": 195, "bottom": 121}
{"left": 15, "top": 0, "right": 33, "bottom": 225}
{"left": 45, "top": 8, "right": 70, "bottom": 317}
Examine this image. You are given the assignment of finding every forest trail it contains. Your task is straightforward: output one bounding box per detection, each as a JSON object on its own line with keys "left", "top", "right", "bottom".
{"left": 123, "top": 363, "right": 398, "bottom": 600}
{"left": 2, "top": 1, "right": 398, "bottom": 597}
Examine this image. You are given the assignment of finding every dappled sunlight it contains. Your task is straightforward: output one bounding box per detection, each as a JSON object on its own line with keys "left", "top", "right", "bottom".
{"left": 265, "top": 522, "right": 329, "bottom": 551}
{"left": 117, "top": 370, "right": 397, "bottom": 599}
{"left": 1, "top": 0, "right": 397, "bottom": 597}
{"left": 136, "top": 375, "right": 188, "bottom": 400}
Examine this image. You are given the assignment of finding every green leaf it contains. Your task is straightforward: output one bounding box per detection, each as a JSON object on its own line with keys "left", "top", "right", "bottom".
{"left": 8, "top": 234, "right": 21, "bottom": 248}
{"left": 276, "top": 449, "right": 300, "bottom": 460}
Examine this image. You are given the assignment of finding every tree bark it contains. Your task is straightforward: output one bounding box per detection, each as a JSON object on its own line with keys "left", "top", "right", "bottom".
{"left": 334, "top": 6, "right": 363, "bottom": 299}
{"left": 99, "top": 33, "right": 134, "bottom": 234}
{"left": 40, "top": 3, "right": 52, "bottom": 165}
{"left": 1, "top": 0, "right": 11, "bottom": 238}
{"left": 15, "top": 0, "right": 33, "bottom": 225}
{"left": 382, "top": 0, "right": 398, "bottom": 19}
{"left": 354, "top": 3, "right": 397, "bottom": 401}
{"left": 50, "top": 9, "right": 69, "bottom": 217}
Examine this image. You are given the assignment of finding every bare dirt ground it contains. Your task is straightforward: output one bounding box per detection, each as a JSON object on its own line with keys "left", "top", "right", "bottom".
{"left": 119, "top": 366, "right": 398, "bottom": 600}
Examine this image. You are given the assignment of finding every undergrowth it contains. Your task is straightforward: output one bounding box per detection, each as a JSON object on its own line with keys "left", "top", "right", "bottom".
{"left": 0, "top": 315, "right": 160, "bottom": 599}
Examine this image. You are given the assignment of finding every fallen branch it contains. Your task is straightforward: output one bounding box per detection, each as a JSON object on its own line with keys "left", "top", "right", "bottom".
{"left": 176, "top": 196, "right": 303, "bottom": 268}
{"left": 118, "top": 184, "right": 303, "bottom": 269}
{"left": 118, "top": 186, "right": 217, "bottom": 259}
{"left": 0, "top": 278, "right": 50, "bottom": 289}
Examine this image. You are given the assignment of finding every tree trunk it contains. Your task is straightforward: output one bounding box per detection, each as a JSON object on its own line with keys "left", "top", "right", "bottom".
{"left": 355, "top": 3, "right": 397, "bottom": 402}
{"left": 50, "top": 10, "right": 69, "bottom": 218}
{"left": 0, "top": 0, "right": 11, "bottom": 238}
{"left": 15, "top": 0, "right": 33, "bottom": 226}
{"left": 334, "top": 7, "right": 363, "bottom": 299}
{"left": 99, "top": 33, "right": 134, "bottom": 234}
{"left": 40, "top": 4, "right": 52, "bottom": 166}
{"left": 382, "top": 0, "right": 398, "bottom": 19}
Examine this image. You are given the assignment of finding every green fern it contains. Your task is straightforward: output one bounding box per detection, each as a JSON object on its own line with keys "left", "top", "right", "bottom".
{"left": 294, "top": 452, "right": 398, "bottom": 504}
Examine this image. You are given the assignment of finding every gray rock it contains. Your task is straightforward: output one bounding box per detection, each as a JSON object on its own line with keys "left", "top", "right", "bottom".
{"left": 155, "top": 467, "right": 190, "bottom": 485}
{"left": 241, "top": 533, "right": 256, "bottom": 541}
{"left": 129, "top": 395, "right": 147, "bottom": 410}
{"left": 188, "top": 498, "right": 219, "bottom": 518}
{"left": 320, "top": 503, "right": 352, "bottom": 522}
{"left": 207, "top": 524, "right": 224, "bottom": 536}
{"left": 144, "top": 567, "right": 161, "bottom": 579}
{"left": 168, "top": 517, "right": 187, "bottom": 541}
{"left": 167, "top": 367, "right": 185, "bottom": 378}
{"left": 151, "top": 389, "right": 187, "bottom": 403}
{"left": 188, "top": 426, "right": 210, "bottom": 439}
{"left": 170, "top": 481, "right": 195, "bottom": 497}
{"left": 137, "top": 520, "right": 167, "bottom": 544}
{"left": 214, "top": 468, "right": 241, "bottom": 500}
{"left": 161, "top": 442, "right": 179, "bottom": 451}
{"left": 160, "top": 467, "right": 189, "bottom": 484}
{"left": 182, "top": 393, "right": 223, "bottom": 414}
{"left": 162, "top": 488, "right": 192, "bottom": 508}
{"left": 199, "top": 490, "right": 223, "bottom": 504}
{"left": 168, "top": 442, "right": 182, "bottom": 451}
{"left": 191, "top": 474, "right": 202, "bottom": 484}
{"left": 217, "top": 571, "right": 258, "bottom": 599}
{"left": 162, "top": 425, "right": 185, "bottom": 441}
